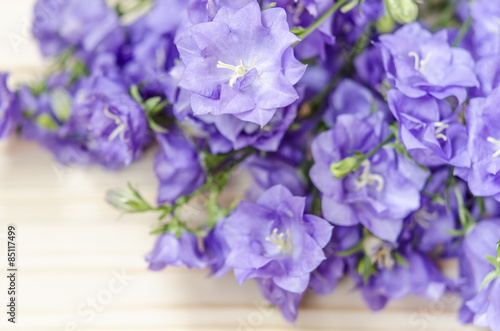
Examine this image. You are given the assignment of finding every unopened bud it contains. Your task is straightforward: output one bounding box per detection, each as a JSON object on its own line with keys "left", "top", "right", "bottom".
{"left": 385, "top": 0, "right": 419, "bottom": 24}
{"left": 106, "top": 187, "right": 151, "bottom": 213}
{"left": 330, "top": 156, "right": 359, "bottom": 178}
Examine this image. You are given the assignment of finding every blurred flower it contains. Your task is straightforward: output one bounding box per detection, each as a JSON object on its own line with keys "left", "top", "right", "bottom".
{"left": 32, "top": 0, "right": 124, "bottom": 60}
{"left": 154, "top": 127, "right": 206, "bottom": 205}
{"left": 0, "top": 74, "right": 19, "bottom": 138}
{"left": 146, "top": 231, "right": 207, "bottom": 270}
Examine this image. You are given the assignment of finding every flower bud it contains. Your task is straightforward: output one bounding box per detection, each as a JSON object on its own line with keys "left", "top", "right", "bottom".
{"left": 385, "top": 0, "right": 419, "bottom": 24}
{"left": 330, "top": 156, "right": 359, "bottom": 178}
{"left": 376, "top": 15, "right": 395, "bottom": 34}
{"left": 36, "top": 113, "right": 58, "bottom": 131}
{"left": 50, "top": 88, "right": 72, "bottom": 123}
{"left": 106, "top": 187, "right": 151, "bottom": 213}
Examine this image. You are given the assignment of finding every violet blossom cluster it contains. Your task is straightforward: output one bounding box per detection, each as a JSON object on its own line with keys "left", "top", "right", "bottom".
{"left": 1, "top": 0, "right": 500, "bottom": 328}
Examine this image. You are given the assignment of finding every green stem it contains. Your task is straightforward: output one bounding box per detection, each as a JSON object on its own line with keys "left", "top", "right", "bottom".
{"left": 296, "top": 0, "right": 348, "bottom": 41}
{"left": 172, "top": 148, "right": 254, "bottom": 209}
{"left": 477, "top": 197, "right": 486, "bottom": 217}
{"left": 452, "top": 16, "right": 472, "bottom": 47}
{"left": 354, "top": 133, "right": 395, "bottom": 171}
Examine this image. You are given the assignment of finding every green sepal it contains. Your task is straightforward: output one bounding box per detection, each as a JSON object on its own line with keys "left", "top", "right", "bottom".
{"left": 384, "top": 0, "right": 419, "bottom": 24}
{"left": 262, "top": 2, "right": 276, "bottom": 10}
{"left": 50, "top": 88, "right": 72, "bottom": 123}
{"left": 479, "top": 270, "right": 500, "bottom": 291}
{"left": 335, "top": 241, "right": 364, "bottom": 257}
{"left": 392, "top": 251, "right": 409, "bottom": 268}
{"left": 330, "top": 155, "right": 360, "bottom": 178}
{"left": 105, "top": 183, "right": 153, "bottom": 213}
{"left": 341, "top": 0, "right": 359, "bottom": 13}
{"left": 148, "top": 117, "right": 169, "bottom": 133}
{"left": 36, "top": 114, "right": 58, "bottom": 131}
{"left": 290, "top": 27, "right": 306, "bottom": 35}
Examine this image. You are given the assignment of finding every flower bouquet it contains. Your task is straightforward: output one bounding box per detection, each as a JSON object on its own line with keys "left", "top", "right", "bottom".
{"left": 1, "top": 0, "right": 499, "bottom": 328}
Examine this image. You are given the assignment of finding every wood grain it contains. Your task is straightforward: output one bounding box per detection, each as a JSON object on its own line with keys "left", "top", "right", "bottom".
{"left": 0, "top": 1, "right": 488, "bottom": 330}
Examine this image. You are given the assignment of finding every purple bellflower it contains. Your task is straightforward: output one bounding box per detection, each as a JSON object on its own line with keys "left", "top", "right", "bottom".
{"left": 223, "top": 185, "right": 333, "bottom": 293}
{"left": 378, "top": 23, "right": 478, "bottom": 103}
{"left": 310, "top": 113, "right": 427, "bottom": 242}
{"left": 154, "top": 127, "right": 206, "bottom": 205}
{"left": 32, "top": 0, "right": 124, "bottom": 59}
{"left": 463, "top": 87, "right": 500, "bottom": 201}
{"left": 0, "top": 74, "right": 19, "bottom": 138}
{"left": 177, "top": 1, "right": 306, "bottom": 127}
{"left": 146, "top": 231, "right": 207, "bottom": 270}
{"left": 388, "top": 89, "right": 470, "bottom": 168}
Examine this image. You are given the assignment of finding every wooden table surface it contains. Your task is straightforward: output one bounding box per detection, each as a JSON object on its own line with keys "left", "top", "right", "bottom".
{"left": 0, "top": 1, "right": 488, "bottom": 330}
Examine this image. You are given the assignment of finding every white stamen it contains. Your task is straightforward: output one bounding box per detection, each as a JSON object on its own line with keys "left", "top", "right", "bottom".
{"left": 408, "top": 51, "right": 433, "bottom": 73}
{"left": 156, "top": 45, "right": 166, "bottom": 68}
{"left": 103, "top": 107, "right": 128, "bottom": 142}
{"left": 487, "top": 137, "right": 500, "bottom": 158}
{"left": 434, "top": 122, "right": 449, "bottom": 141}
{"left": 286, "top": 3, "right": 305, "bottom": 24}
{"left": 363, "top": 236, "right": 394, "bottom": 270}
{"left": 216, "top": 57, "right": 257, "bottom": 88}
{"left": 414, "top": 207, "right": 439, "bottom": 229}
{"left": 265, "top": 228, "right": 293, "bottom": 254}
{"left": 355, "top": 160, "right": 384, "bottom": 192}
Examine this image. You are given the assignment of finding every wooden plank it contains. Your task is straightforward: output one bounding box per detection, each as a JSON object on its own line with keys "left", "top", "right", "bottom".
{"left": 0, "top": 1, "right": 488, "bottom": 331}
{"left": 0, "top": 139, "right": 487, "bottom": 331}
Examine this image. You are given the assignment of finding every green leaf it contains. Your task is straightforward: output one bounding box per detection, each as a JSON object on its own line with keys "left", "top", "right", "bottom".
{"left": 130, "top": 85, "right": 143, "bottom": 105}
{"left": 335, "top": 241, "right": 364, "bottom": 257}
{"left": 70, "top": 61, "right": 89, "bottom": 83}
{"left": 36, "top": 114, "right": 58, "bottom": 131}
{"left": 376, "top": 14, "right": 395, "bottom": 33}
{"left": 447, "top": 228, "right": 467, "bottom": 237}
{"left": 262, "top": 2, "right": 276, "bottom": 10}
{"left": 105, "top": 187, "right": 152, "bottom": 213}
{"left": 148, "top": 118, "right": 168, "bottom": 133}
{"left": 50, "top": 88, "right": 72, "bottom": 123}
{"left": 150, "top": 100, "right": 169, "bottom": 115}
{"left": 361, "top": 255, "right": 373, "bottom": 284}
{"left": 479, "top": 270, "right": 500, "bottom": 291}
{"left": 341, "top": 0, "right": 359, "bottom": 13}
{"left": 393, "top": 251, "right": 409, "bottom": 268}
{"left": 330, "top": 156, "right": 360, "bottom": 178}
{"left": 385, "top": 0, "right": 419, "bottom": 24}
{"left": 358, "top": 0, "right": 366, "bottom": 15}
{"left": 290, "top": 27, "right": 306, "bottom": 35}
{"left": 486, "top": 254, "right": 500, "bottom": 268}
{"left": 30, "top": 80, "right": 46, "bottom": 96}
{"left": 144, "top": 97, "right": 161, "bottom": 112}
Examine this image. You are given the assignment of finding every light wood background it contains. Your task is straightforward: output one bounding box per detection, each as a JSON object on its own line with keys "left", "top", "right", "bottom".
{"left": 0, "top": 1, "right": 488, "bottom": 330}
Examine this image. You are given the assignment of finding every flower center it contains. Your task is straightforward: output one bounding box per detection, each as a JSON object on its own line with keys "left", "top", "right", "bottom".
{"left": 408, "top": 51, "right": 432, "bottom": 73}
{"left": 265, "top": 228, "right": 293, "bottom": 254}
{"left": 363, "top": 236, "right": 395, "bottom": 270}
{"left": 103, "top": 107, "right": 128, "bottom": 142}
{"left": 355, "top": 160, "right": 384, "bottom": 192}
{"left": 216, "top": 58, "right": 257, "bottom": 88}
{"left": 413, "top": 206, "right": 439, "bottom": 229}
{"left": 286, "top": 2, "right": 306, "bottom": 24}
{"left": 434, "top": 121, "right": 449, "bottom": 141}
{"left": 487, "top": 136, "right": 500, "bottom": 158}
